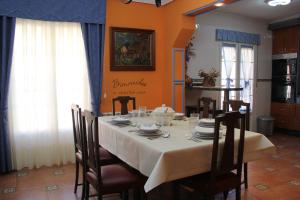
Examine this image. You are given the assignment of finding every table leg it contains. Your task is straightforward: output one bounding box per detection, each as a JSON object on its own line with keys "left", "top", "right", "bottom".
{"left": 224, "top": 90, "right": 229, "bottom": 112}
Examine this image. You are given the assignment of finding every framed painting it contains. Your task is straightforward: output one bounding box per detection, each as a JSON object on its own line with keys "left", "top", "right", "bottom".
{"left": 110, "top": 27, "right": 155, "bottom": 71}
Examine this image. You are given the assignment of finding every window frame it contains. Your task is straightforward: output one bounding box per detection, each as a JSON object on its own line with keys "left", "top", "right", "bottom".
{"left": 219, "top": 42, "right": 257, "bottom": 110}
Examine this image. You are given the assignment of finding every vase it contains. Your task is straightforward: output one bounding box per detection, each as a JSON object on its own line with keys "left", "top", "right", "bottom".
{"left": 202, "top": 78, "right": 216, "bottom": 87}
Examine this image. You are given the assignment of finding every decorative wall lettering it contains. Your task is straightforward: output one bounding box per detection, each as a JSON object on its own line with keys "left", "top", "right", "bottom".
{"left": 112, "top": 78, "right": 147, "bottom": 88}
{"left": 111, "top": 78, "right": 147, "bottom": 96}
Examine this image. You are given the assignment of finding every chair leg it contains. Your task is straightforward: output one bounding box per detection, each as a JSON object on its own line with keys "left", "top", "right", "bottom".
{"left": 85, "top": 182, "right": 90, "bottom": 200}
{"left": 81, "top": 166, "right": 85, "bottom": 200}
{"left": 133, "top": 189, "right": 140, "bottom": 200}
{"left": 244, "top": 163, "right": 248, "bottom": 189}
{"left": 206, "top": 193, "right": 214, "bottom": 200}
{"left": 173, "top": 182, "right": 180, "bottom": 200}
{"left": 223, "top": 190, "right": 229, "bottom": 199}
{"left": 236, "top": 186, "right": 241, "bottom": 200}
{"left": 74, "top": 160, "right": 80, "bottom": 193}
{"left": 141, "top": 188, "right": 147, "bottom": 200}
{"left": 122, "top": 190, "right": 129, "bottom": 200}
{"left": 97, "top": 185, "right": 103, "bottom": 200}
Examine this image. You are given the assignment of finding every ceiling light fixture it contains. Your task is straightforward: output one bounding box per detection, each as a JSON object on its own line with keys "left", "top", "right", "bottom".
{"left": 214, "top": 2, "right": 225, "bottom": 7}
{"left": 265, "top": 0, "right": 292, "bottom": 6}
{"left": 121, "top": 0, "right": 162, "bottom": 7}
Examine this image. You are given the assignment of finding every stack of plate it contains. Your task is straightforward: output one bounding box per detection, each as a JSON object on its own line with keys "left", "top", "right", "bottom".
{"left": 137, "top": 124, "right": 161, "bottom": 136}
{"left": 193, "top": 126, "right": 215, "bottom": 139}
{"left": 174, "top": 113, "right": 185, "bottom": 120}
{"left": 198, "top": 118, "right": 215, "bottom": 128}
{"left": 111, "top": 117, "right": 131, "bottom": 125}
{"left": 192, "top": 118, "right": 216, "bottom": 139}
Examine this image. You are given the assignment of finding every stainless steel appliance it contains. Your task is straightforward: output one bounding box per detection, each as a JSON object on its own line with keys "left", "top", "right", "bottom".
{"left": 272, "top": 76, "right": 296, "bottom": 103}
{"left": 272, "top": 53, "right": 297, "bottom": 103}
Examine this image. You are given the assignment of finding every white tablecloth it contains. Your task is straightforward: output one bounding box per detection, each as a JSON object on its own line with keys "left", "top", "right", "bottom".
{"left": 98, "top": 116, "right": 275, "bottom": 192}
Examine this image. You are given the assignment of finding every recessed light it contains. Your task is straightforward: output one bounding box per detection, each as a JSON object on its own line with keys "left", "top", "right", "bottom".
{"left": 265, "top": 0, "right": 292, "bottom": 7}
{"left": 215, "top": 2, "right": 225, "bottom": 7}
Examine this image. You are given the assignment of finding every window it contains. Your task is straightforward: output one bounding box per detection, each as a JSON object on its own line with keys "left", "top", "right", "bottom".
{"left": 220, "top": 43, "right": 255, "bottom": 109}
{"left": 8, "top": 19, "right": 90, "bottom": 170}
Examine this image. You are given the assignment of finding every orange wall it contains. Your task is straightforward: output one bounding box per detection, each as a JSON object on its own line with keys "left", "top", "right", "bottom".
{"left": 101, "top": 0, "right": 216, "bottom": 113}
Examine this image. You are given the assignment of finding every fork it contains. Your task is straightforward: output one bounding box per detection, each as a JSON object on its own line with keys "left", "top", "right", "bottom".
{"left": 188, "top": 136, "right": 202, "bottom": 142}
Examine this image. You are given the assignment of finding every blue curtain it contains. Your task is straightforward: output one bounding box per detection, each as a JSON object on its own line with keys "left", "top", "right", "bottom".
{"left": 81, "top": 23, "right": 105, "bottom": 116}
{"left": 0, "top": 0, "right": 105, "bottom": 24}
{"left": 216, "top": 29, "right": 261, "bottom": 45}
{"left": 0, "top": 16, "right": 16, "bottom": 173}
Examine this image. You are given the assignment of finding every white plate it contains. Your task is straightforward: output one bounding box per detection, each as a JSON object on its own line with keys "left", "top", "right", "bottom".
{"left": 112, "top": 117, "right": 130, "bottom": 123}
{"left": 199, "top": 118, "right": 215, "bottom": 123}
{"left": 194, "top": 126, "right": 214, "bottom": 134}
{"left": 137, "top": 131, "right": 162, "bottom": 136}
{"left": 174, "top": 113, "right": 185, "bottom": 120}
{"left": 138, "top": 124, "right": 160, "bottom": 133}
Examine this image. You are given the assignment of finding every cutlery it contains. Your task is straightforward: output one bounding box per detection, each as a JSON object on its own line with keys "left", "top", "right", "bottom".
{"left": 128, "top": 129, "right": 138, "bottom": 132}
{"left": 188, "top": 136, "right": 202, "bottom": 142}
{"left": 162, "top": 132, "right": 170, "bottom": 138}
{"left": 147, "top": 135, "right": 161, "bottom": 140}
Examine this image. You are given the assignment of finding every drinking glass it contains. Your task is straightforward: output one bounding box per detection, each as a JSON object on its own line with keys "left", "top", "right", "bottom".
{"left": 188, "top": 113, "right": 199, "bottom": 134}
{"left": 138, "top": 106, "right": 147, "bottom": 117}
{"left": 131, "top": 109, "right": 139, "bottom": 117}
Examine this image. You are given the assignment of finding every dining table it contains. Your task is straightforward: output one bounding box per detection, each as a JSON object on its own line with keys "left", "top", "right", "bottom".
{"left": 98, "top": 115, "right": 275, "bottom": 193}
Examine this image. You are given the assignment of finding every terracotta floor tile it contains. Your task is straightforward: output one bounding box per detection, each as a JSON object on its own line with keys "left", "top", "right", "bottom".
{"left": 48, "top": 185, "right": 79, "bottom": 200}
{"left": 227, "top": 189, "right": 259, "bottom": 200}
{"left": 0, "top": 172, "right": 17, "bottom": 188}
{"left": 16, "top": 171, "right": 51, "bottom": 190}
{"left": 1, "top": 132, "right": 300, "bottom": 199}
{"left": 0, "top": 188, "right": 48, "bottom": 200}
{"left": 266, "top": 183, "right": 300, "bottom": 200}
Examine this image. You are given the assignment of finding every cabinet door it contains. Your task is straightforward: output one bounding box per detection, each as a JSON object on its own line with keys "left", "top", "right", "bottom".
{"left": 272, "top": 27, "right": 299, "bottom": 54}
{"left": 271, "top": 102, "right": 295, "bottom": 129}
{"left": 272, "top": 30, "right": 283, "bottom": 54}
{"left": 286, "top": 26, "right": 299, "bottom": 53}
{"left": 272, "top": 29, "right": 285, "bottom": 54}
{"left": 295, "top": 105, "right": 300, "bottom": 131}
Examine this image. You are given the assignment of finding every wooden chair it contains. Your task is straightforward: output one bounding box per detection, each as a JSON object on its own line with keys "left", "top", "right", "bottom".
{"left": 81, "top": 110, "right": 146, "bottom": 200}
{"left": 197, "top": 97, "right": 216, "bottom": 118}
{"left": 71, "top": 105, "right": 119, "bottom": 199}
{"left": 185, "top": 105, "right": 198, "bottom": 117}
{"left": 112, "top": 96, "right": 136, "bottom": 115}
{"left": 174, "top": 111, "right": 246, "bottom": 200}
{"left": 71, "top": 104, "right": 85, "bottom": 199}
{"left": 223, "top": 100, "right": 250, "bottom": 189}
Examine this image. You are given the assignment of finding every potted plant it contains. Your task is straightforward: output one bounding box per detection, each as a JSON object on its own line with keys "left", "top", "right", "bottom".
{"left": 198, "top": 68, "right": 219, "bottom": 87}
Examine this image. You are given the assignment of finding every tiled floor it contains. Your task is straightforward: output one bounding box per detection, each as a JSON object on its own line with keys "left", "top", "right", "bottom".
{"left": 0, "top": 132, "right": 300, "bottom": 200}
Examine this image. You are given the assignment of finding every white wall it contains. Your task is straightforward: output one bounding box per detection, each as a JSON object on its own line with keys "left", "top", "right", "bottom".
{"left": 187, "top": 11, "right": 272, "bottom": 131}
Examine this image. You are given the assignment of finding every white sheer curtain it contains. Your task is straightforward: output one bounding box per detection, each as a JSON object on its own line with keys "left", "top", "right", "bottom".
{"left": 221, "top": 44, "right": 237, "bottom": 105}
{"left": 8, "top": 18, "right": 90, "bottom": 170}
{"left": 240, "top": 46, "right": 254, "bottom": 107}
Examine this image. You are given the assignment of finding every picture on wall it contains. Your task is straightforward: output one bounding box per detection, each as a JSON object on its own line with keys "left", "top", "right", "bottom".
{"left": 110, "top": 27, "right": 155, "bottom": 71}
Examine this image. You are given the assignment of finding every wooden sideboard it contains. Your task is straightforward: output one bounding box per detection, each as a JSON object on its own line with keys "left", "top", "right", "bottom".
{"left": 271, "top": 102, "right": 300, "bottom": 131}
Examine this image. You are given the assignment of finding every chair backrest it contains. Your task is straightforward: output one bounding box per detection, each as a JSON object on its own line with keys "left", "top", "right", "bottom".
{"left": 81, "top": 110, "right": 102, "bottom": 183}
{"left": 223, "top": 100, "right": 250, "bottom": 130}
{"left": 112, "top": 96, "right": 136, "bottom": 115}
{"left": 211, "top": 111, "right": 246, "bottom": 184}
{"left": 71, "top": 104, "right": 83, "bottom": 153}
{"left": 197, "top": 97, "right": 216, "bottom": 118}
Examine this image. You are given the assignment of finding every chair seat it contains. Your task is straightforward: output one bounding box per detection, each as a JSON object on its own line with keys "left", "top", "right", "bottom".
{"left": 86, "top": 164, "right": 145, "bottom": 194}
{"left": 178, "top": 172, "right": 240, "bottom": 194}
{"left": 99, "top": 147, "right": 120, "bottom": 165}
{"left": 75, "top": 147, "right": 119, "bottom": 165}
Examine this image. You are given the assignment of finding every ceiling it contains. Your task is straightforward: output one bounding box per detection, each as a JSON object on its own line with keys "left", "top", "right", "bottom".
{"left": 218, "top": 0, "right": 300, "bottom": 22}
{"left": 133, "top": 0, "right": 174, "bottom": 6}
